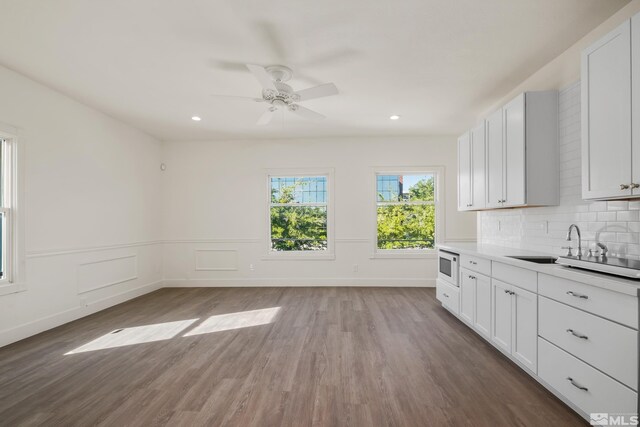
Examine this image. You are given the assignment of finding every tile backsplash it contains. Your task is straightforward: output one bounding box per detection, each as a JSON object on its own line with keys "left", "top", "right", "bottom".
{"left": 478, "top": 81, "right": 640, "bottom": 258}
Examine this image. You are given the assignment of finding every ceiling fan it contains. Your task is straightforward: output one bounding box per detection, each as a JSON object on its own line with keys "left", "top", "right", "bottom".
{"left": 213, "top": 64, "right": 339, "bottom": 125}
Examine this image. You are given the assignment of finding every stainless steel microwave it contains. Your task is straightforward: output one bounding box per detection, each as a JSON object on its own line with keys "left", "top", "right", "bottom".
{"left": 438, "top": 249, "right": 459, "bottom": 287}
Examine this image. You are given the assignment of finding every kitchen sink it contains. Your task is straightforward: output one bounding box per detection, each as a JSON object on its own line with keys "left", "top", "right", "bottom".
{"left": 505, "top": 256, "right": 558, "bottom": 264}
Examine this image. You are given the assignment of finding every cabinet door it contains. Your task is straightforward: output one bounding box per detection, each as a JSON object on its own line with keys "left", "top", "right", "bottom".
{"left": 458, "top": 132, "right": 472, "bottom": 211}
{"left": 485, "top": 109, "right": 504, "bottom": 208}
{"left": 582, "top": 20, "right": 632, "bottom": 199}
{"left": 470, "top": 122, "right": 486, "bottom": 209}
{"left": 632, "top": 15, "right": 640, "bottom": 196}
{"left": 503, "top": 94, "right": 526, "bottom": 206}
{"left": 459, "top": 268, "right": 476, "bottom": 325}
{"left": 474, "top": 274, "right": 491, "bottom": 339}
{"left": 512, "top": 287, "right": 537, "bottom": 373}
{"left": 491, "top": 279, "right": 512, "bottom": 354}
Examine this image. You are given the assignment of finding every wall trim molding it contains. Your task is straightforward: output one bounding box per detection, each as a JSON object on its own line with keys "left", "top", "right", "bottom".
{"left": 26, "top": 240, "right": 163, "bottom": 258}
{"left": 162, "top": 278, "right": 434, "bottom": 288}
{"left": 0, "top": 279, "right": 162, "bottom": 348}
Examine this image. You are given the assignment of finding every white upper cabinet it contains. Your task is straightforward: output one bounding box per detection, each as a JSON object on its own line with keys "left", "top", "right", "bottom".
{"left": 503, "top": 95, "right": 526, "bottom": 207}
{"left": 457, "top": 132, "right": 472, "bottom": 210}
{"left": 459, "top": 90, "right": 558, "bottom": 211}
{"left": 458, "top": 123, "right": 487, "bottom": 211}
{"left": 486, "top": 109, "right": 504, "bottom": 209}
{"left": 632, "top": 14, "right": 640, "bottom": 197}
{"left": 470, "top": 122, "right": 486, "bottom": 210}
{"left": 582, "top": 20, "right": 633, "bottom": 200}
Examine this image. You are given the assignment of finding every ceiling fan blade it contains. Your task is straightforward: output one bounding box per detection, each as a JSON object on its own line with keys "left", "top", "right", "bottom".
{"left": 254, "top": 21, "right": 290, "bottom": 62}
{"left": 247, "top": 64, "right": 277, "bottom": 91}
{"left": 295, "top": 83, "right": 338, "bottom": 102}
{"left": 289, "top": 105, "right": 325, "bottom": 120}
{"left": 299, "top": 48, "right": 360, "bottom": 68}
{"left": 211, "top": 94, "right": 263, "bottom": 102}
{"left": 257, "top": 107, "right": 278, "bottom": 125}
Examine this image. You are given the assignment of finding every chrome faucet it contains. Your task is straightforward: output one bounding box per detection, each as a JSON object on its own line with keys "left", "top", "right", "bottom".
{"left": 596, "top": 242, "right": 608, "bottom": 258}
{"left": 566, "top": 224, "right": 582, "bottom": 257}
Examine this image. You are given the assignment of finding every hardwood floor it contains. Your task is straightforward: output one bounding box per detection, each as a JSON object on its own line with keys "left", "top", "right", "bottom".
{"left": 0, "top": 287, "right": 585, "bottom": 426}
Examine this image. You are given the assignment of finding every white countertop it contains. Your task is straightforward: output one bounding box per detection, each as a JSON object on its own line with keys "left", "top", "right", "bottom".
{"left": 437, "top": 242, "right": 640, "bottom": 296}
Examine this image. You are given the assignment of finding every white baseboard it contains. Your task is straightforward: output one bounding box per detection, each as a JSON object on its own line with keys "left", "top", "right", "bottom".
{"left": 162, "top": 277, "right": 435, "bottom": 287}
{"left": 0, "top": 280, "right": 162, "bottom": 348}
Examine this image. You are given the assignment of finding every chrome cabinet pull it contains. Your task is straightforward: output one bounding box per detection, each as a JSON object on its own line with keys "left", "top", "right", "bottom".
{"left": 566, "top": 291, "right": 588, "bottom": 299}
{"left": 566, "top": 329, "right": 588, "bottom": 340}
{"left": 504, "top": 289, "right": 510, "bottom": 294}
{"left": 621, "top": 184, "right": 630, "bottom": 190}
{"left": 468, "top": 275, "right": 476, "bottom": 280}
{"left": 632, "top": 183, "right": 640, "bottom": 189}
{"left": 443, "top": 293, "right": 449, "bottom": 298}
{"left": 566, "top": 377, "right": 588, "bottom": 392}
{"left": 469, "top": 261, "right": 477, "bottom": 265}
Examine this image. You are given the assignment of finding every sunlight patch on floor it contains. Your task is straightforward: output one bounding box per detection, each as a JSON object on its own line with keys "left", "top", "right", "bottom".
{"left": 183, "top": 307, "right": 281, "bottom": 336}
{"left": 65, "top": 319, "right": 199, "bottom": 354}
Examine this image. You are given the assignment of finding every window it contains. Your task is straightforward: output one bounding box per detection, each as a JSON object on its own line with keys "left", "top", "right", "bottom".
{"left": 375, "top": 169, "right": 442, "bottom": 254}
{"left": 0, "top": 138, "right": 13, "bottom": 284}
{"left": 268, "top": 172, "right": 333, "bottom": 256}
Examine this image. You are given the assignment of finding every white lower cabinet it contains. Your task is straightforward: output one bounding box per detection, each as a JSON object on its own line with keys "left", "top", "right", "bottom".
{"left": 436, "top": 248, "right": 639, "bottom": 421}
{"left": 474, "top": 273, "right": 491, "bottom": 339}
{"left": 539, "top": 338, "right": 637, "bottom": 415}
{"left": 511, "top": 286, "right": 537, "bottom": 373}
{"left": 459, "top": 268, "right": 476, "bottom": 325}
{"left": 491, "top": 279, "right": 513, "bottom": 354}
{"left": 491, "top": 279, "right": 537, "bottom": 373}
{"left": 436, "top": 279, "right": 459, "bottom": 315}
{"left": 460, "top": 268, "right": 492, "bottom": 339}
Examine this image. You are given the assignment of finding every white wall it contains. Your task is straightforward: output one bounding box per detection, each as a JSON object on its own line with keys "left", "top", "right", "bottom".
{"left": 161, "top": 136, "right": 476, "bottom": 287}
{"left": 479, "top": 82, "right": 640, "bottom": 259}
{"left": 0, "top": 65, "right": 163, "bottom": 347}
{"left": 480, "top": 0, "right": 640, "bottom": 119}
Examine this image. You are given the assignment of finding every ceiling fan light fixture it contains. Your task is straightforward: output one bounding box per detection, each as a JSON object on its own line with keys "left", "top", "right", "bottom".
{"left": 389, "top": 115, "right": 400, "bottom": 120}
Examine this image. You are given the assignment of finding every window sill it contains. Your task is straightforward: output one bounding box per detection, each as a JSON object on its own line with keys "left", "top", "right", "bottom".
{"left": 262, "top": 252, "right": 336, "bottom": 261}
{"left": 0, "top": 282, "right": 26, "bottom": 296}
{"left": 370, "top": 251, "right": 437, "bottom": 260}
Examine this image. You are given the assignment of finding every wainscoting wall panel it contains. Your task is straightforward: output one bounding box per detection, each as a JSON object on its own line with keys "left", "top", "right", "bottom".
{"left": 77, "top": 254, "right": 138, "bottom": 293}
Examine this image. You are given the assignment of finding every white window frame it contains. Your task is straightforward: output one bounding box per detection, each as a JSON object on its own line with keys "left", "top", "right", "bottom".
{"left": 372, "top": 166, "right": 444, "bottom": 259}
{"left": 0, "top": 128, "right": 25, "bottom": 295}
{"left": 264, "top": 168, "right": 335, "bottom": 260}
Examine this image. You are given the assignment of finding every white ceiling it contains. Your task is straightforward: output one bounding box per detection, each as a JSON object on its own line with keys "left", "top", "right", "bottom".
{"left": 0, "top": 0, "right": 630, "bottom": 141}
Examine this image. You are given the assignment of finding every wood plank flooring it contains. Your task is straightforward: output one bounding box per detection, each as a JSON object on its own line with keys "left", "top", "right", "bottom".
{"left": 0, "top": 287, "right": 586, "bottom": 426}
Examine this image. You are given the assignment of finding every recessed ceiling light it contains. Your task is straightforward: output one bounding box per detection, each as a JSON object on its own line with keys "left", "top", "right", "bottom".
{"left": 389, "top": 115, "right": 400, "bottom": 120}
{"left": 191, "top": 116, "right": 201, "bottom": 121}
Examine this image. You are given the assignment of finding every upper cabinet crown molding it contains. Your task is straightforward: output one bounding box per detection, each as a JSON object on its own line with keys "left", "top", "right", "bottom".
{"left": 582, "top": 19, "right": 634, "bottom": 200}
{"left": 458, "top": 91, "right": 559, "bottom": 211}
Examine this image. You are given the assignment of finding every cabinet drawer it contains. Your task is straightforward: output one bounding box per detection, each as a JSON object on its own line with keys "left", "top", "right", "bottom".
{"left": 460, "top": 254, "right": 491, "bottom": 276}
{"left": 436, "top": 280, "right": 460, "bottom": 315}
{"left": 538, "top": 274, "right": 638, "bottom": 329}
{"left": 538, "top": 338, "right": 637, "bottom": 416}
{"left": 539, "top": 296, "right": 637, "bottom": 390}
{"left": 492, "top": 262, "right": 537, "bottom": 293}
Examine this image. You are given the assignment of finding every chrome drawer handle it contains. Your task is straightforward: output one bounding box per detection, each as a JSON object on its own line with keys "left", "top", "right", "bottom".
{"left": 504, "top": 289, "right": 510, "bottom": 294}
{"left": 469, "top": 261, "right": 477, "bottom": 265}
{"left": 566, "top": 291, "right": 588, "bottom": 299}
{"left": 468, "top": 275, "right": 476, "bottom": 280}
{"left": 566, "top": 377, "right": 588, "bottom": 392}
{"left": 621, "top": 184, "right": 630, "bottom": 190}
{"left": 632, "top": 183, "right": 640, "bottom": 189}
{"left": 566, "top": 329, "right": 588, "bottom": 340}
{"left": 443, "top": 293, "right": 449, "bottom": 298}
